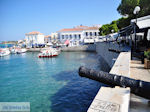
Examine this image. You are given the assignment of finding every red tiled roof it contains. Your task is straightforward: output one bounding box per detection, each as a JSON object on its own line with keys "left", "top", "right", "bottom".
{"left": 44, "top": 35, "right": 51, "bottom": 38}
{"left": 58, "top": 28, "right": 84, "bottom": 32}
{"left": 75, "top": 25, "right": 89, "bottom": 29}
{"left": 86, "top": 27, "right": 99, "bottom": 30}
{"left": 58, "top": 26, "right": 99, "bottom": 32}
{"left": 26, "top": 31, "right": 43, "bottom": 35}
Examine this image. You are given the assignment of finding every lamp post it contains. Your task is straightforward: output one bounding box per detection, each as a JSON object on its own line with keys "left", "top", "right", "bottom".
{"left": 133, "top": 6, "right": 140, "bottom": 50}
{"left": 131, "top": 6, "right": 140, "bottom": 60}
{"left": 111, "top": 29, "right": 114, "bottom": 42}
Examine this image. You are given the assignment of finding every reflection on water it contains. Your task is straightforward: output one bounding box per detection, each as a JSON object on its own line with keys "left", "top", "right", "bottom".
{"left": 0, "top": 52, "right": 104, "bottom": 112}
{"left": 0, "top": 55, "right": 10, "bottom": 60}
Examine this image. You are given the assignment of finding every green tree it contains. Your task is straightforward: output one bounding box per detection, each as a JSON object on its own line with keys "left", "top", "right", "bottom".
{"left": 139, "top": 0, "right": 150, "bottom": 17}
{"left": 99, "top": 0, "right": 150, "bottom": 34}
{"left": 99, "top": 21, "right": 119, "bottom": 36}
{"left": 99, "top": 24, "right": 110, "bottom": 36}
{"left": 117, "top": 0, "right": 150, "bottom": 17}
{"left": 117, "top": 0, "right": 150, "bottom": 29}
{"left": 110, "top": 21, "right": 119, "bottom": 32}
{"left": 116, "top": 17, "right": 132, "bottom": 29}
{"left": 117, "top": 0, "right": 140, "bottom": 16}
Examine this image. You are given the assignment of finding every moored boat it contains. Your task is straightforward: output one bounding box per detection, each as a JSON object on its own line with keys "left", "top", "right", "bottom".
{"left": 10, "top": 47, "right": 19, "bottom": 54}
{"left": 38, "top": 49, "right": 59, "bottom": 58}
{"left": 17, "top": 48, "right": 27, "bottom": 54}
{"left": 10, "top": 47, "right": 27, "bottom": 54}
{"left": 0, "top": 48, "right": 10, "bottom": 57}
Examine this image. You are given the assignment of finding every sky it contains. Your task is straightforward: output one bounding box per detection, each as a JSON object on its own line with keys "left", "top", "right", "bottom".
{"left": 0, "top": 0, "right": 121, "bottom": 41}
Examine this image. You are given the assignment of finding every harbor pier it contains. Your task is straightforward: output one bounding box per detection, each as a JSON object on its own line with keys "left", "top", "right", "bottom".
{"left": 82, "top": 51, "right": 150, "bottom": 112}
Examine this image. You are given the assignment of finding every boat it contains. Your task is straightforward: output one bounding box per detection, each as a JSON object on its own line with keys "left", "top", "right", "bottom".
{"left": 10, "top": 47, "right": 19, "bottom": 54}
{"left": 10, "top": 46, "right": 27, "bottom": 54}
{"left": 38, "top": 49, "right": 59, "bottom": 58}
{"left": 0, "top": 48, "right": 10, "bottom": 56}
{"left": 17, "top": 48, "right": 27, "bottom": 54}
{"left": 10, "top": 47, "right": 27, "bottom": 54}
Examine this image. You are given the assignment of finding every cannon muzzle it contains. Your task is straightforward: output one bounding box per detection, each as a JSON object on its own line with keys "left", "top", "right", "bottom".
{"left": 79, "top": 66, "right": 150, "bottom": 99}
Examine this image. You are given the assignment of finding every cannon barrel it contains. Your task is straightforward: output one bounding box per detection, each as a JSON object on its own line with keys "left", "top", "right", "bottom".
{"left": 108, "top": 48, "right": 126, "bottom": 53}
{"left": 79, "top": 66, "right": 150, "bottom": 99}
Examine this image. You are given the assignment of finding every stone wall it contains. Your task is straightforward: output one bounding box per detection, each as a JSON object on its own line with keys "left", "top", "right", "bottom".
{"left": 61, "top": 44, "right": 96, "bottom": 52}
{"left": 96, "top": 42, "right": 129, "bottom": 71}
{"left": 61, "top": 42, "right": 129, "bottom": 71}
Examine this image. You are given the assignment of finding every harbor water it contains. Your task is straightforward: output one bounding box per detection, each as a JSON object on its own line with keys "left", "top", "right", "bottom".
{"left": 0, "top": 52, "right": 105, "bottom": 112}
{"left": 0, "top": 44, "right": 14, "bottom": 48}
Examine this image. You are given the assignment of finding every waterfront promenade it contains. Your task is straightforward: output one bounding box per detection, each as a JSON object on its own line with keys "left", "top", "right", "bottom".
{"left": 88, "top": 52, "right": 150, "bottom": 112}
{"left": 26, "top": 45, "right": 96, "bottom": 52}
{"left": 129, "top": 60, "right": 150, "bottom": 112}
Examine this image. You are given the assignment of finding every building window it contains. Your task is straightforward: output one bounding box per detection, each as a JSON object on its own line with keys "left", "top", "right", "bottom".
{"left": 66, "top": 35, "right": 68, "bottom": 39}
{"left": 79, "top": 34, "right": 81, "bottom": 39}
{"left": 70, "top": 35, "right": 72, "bottom": 39}
{"left": 95, "top": 32, "right": 97, "bottom": 36}
{"left": 62, "top": 35, "right": 64, "bottom": 39}
{"left": 90, "top": 32, "right": 92, "bottom": 36}
{"left": 86, "top": 32, "right": 88, "bottom": 36}
{"left": 74, "top": 34, "right": 77, "bottom": 39}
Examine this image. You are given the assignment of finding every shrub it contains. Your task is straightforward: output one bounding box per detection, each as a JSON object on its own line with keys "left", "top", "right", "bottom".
{"left": 144, "top": 51, "right": 150, "bottom": 60}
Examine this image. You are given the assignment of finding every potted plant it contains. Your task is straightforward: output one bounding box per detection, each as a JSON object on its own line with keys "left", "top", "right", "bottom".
{"left": 144, "top": 51, "right": 150, "bottom": 69}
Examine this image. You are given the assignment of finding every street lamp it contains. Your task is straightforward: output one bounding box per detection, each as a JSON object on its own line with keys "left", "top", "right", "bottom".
{"left": 133, "top": 6, "right": 141, "bottom": 24}
{"left": 133, "top": 6, "right": 141, "bottom": 15}
{"left": 131, "top": 6, "right": 140, "bottom": 60}
{"left": 111, "top": 29, "right": 114, "bottom": 33}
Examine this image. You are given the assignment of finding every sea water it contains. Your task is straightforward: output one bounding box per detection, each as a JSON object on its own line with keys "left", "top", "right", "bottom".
{"left": 0, "top": 44, "right": 14, "bottom": 48}
{"left": 0, "top": 52, "right": 104, "bottom": 112}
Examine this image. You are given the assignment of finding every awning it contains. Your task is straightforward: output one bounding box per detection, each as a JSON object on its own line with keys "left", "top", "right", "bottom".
{"left": 64, "top": 40, "right": 70, "bottom": 45}
{"left": 131, "top": 15, "right": 150, "bottom": 29}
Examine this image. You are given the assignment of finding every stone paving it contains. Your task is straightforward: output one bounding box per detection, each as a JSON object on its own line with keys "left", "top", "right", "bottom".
{"left": 88, "top": 87, "right": 130, "bottom": 112}
{"left": 130, "top": 60, "right": 150, "bottom": 82}
{"left": 129, "top": 60, "right": 150, "bottom": 112}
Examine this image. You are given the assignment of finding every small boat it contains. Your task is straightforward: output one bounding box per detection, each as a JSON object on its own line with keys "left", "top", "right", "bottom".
{"left": 40, "top": 47, "right": 60, "bottom": 53}
{"left": 38, "top": 49, "right": 59, "bottom": 58}
{"left": 10, "top": 47, "right": 27, "bottom": 54}
{"left": 10, "top": 48, "right": 19, "bottom": 54}
{"left": 0, "top": 48, "right": 10, "bottom": 57}
{"left": 17, "top": 48, "right": 27, "bottom": 54}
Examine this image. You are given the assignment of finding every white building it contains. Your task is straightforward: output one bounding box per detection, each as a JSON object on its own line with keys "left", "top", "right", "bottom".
{"left": 51, "top": 32, "right": 59, "bottom": 43}
{"left": 44, "top": 35, "right": 51, "bottom": 43}
{"left": 25, "top": 31, "right": 45, "bottom": 47}
{"left": 56, "top": 25, "right": 100, "bottom": 46}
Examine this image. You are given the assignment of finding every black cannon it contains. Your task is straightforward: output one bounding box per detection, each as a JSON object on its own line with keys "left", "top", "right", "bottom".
{"left": 79, "top": 66, "right": 150, "bottom": 100}
{"left": 108, "top": 48, "right": 126, "bottom": 53}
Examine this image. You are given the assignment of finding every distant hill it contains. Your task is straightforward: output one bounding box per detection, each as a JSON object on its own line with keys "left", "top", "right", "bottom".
{"left": 1, "top": 41, "right": 18, "bottom": 44}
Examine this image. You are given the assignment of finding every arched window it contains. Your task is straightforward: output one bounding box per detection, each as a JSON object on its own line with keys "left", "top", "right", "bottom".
{"left": 62, "top": 35, "right": 64, "bottom": 39}
{"left": 74, "top": 34, "right": 77, "bottom": 39}
{"left": 79, "top": 34, "right": 81, "bottom": 39}
{"left": 70, "top": 35, "right": 72, "bottom": 39}
{"left": 66, "top": 35, "right": 68, "bottom": 39}
{"left": 85, "top": 32, "right": 88, "bottom": 36}
{"left": 90, "top": 32, "right": 92, "bottom": 36}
